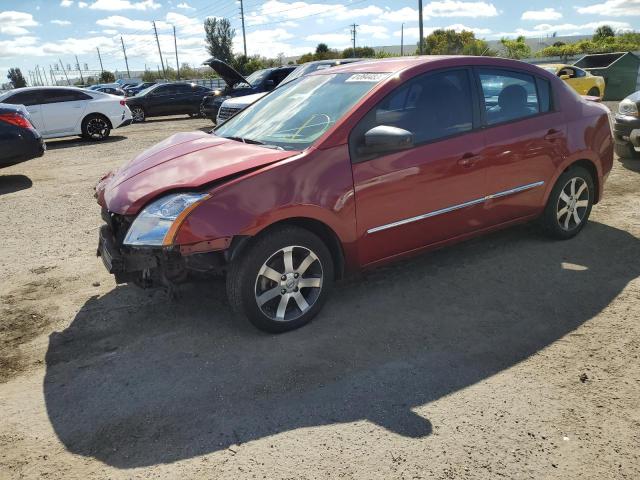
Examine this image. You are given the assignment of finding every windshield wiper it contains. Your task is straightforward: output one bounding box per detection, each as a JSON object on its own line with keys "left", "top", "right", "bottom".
{"left": 223, "top": 136, "right": 283, "bottom": 149}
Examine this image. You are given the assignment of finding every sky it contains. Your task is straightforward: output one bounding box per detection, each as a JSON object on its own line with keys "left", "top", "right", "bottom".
{"left": 0, "top": 0, "right": 639, "bottom": 81}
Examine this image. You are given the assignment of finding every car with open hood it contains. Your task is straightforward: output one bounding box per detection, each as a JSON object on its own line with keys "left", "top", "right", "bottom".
{"left": 96, "top": 56, "right": 613, "bottom": 333}
{"left": 215, "top": 58, "right": 364, "bottom": 124}
{"left": 200, "top": 58, "right": 295, "bottom": 123}
{"left": 539, "top": 63, "right": 606, "bottom": 99}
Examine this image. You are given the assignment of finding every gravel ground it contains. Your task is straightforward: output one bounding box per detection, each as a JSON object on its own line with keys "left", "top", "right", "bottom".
{"left": 1, "top": 107, "right": 639, "bottom": 479}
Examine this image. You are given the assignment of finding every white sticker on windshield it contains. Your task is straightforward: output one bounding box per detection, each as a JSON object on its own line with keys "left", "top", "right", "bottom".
{"left": 345, "top": 73, "right": 388, "bottom": 82}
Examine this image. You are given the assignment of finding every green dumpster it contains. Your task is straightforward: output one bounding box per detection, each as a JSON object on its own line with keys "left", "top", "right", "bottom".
{"left": 573, "top": 52, "right": 640, "bottom": 101}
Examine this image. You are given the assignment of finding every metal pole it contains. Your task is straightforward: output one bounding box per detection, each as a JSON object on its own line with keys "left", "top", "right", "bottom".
{"left": 173, "top": 25, "right": 180, "bottom": 80}
{"left": 59, "top": 58, "right": 71, "bottom": 85}
{"left": 50, "top": 66, "right": 57, "bottom": 86}
{"left": 240, "top": 0, "right": 247, "bottom": 56}
{"left": 418, "top": 0, "right": 424, "bottom": 55}
{"left": 401, "top": 23, "right": 404, "bottom": 56}
{"left": 97, "top": 47, "right": 104, "bottom": 73}
{"left": 120, "top": 36, "right": 131, "bottom": 79}
{"left": 75, "top": 55, "right": 84, "bottom": 84}
{"left": 351, "top": 23, "right": 358, "bottom": 53}
{"left": 152, "top": 22, "right": 166, "bottom": 77}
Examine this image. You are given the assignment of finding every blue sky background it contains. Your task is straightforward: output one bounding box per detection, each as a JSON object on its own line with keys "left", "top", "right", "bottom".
{"left": 0, "top": 0, "right": 638, "bottom": 81}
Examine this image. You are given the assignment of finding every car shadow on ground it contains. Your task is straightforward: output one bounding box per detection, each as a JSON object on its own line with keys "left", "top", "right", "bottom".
{"left": 618, "top": 156, "right": 640, "bottom": 173}
{"left": 45, "top": 136, "right": 127, "bottom": 150}
{"left": 43, "top": 221, "right": 640, "bottom": 468}
{"left": 0, "top": 174, "right": 32, "bottom": 195}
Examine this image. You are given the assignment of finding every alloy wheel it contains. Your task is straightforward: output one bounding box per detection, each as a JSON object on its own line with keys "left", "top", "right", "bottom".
{"left": 254, "top": 245, "right": 323, "bottom": 322}
{"left": 131, "top": 107, "right": 144, "bottom": 122}
{"left": 556, "top": 177, "right": 589, "bottom": 230}
{"left": 86, "top": 118, "right": 108, "bottom": 139}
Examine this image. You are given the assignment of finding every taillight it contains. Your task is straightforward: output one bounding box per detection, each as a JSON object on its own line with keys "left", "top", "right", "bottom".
{"left": 0, "top": 112, "right": 33, "bottom": 129}
{"left": 120, "top": 99, "right": 126, "bottom": 106}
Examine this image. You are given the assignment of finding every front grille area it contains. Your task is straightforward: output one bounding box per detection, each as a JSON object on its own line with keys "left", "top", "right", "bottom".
{"left": 217, "top": 106, "right": 242, "bottom": 122}
{"left": 101, "top": 208, "right": 133, "bottom": 246}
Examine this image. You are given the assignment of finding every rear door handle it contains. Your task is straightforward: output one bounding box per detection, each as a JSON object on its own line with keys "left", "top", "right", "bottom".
{"left": 544, "top": 129, "right": 563, "bottom": 140}
{"left": 458, "top": 152, "right": 483, "bottom": 168}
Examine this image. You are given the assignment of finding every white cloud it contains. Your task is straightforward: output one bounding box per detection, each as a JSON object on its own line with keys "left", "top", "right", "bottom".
{"left": 96, "top": 15, "right": 154, "bottom": 30}
{"left": 575, "top": 0, "right": 640, "bottom": 16}
{"left": 394, "top": 23, "right": 491, "bottom": 40}
{"left": 176, "top": 2, "right": 194, "bottom": 10}
{"left": 60, "top": 0, "right": 73, "bottom": 6}
{"left": 51, "top": 19, "right": 72, "bottom": 25}
{"left": 358, "top": 24, "right": 390, "bottom": 39}
{"left": 496, "top": 19, "right": 632, "bottom": 38}
{"left": 0, "top": 11, "right": 39, "bottom": 36}
{"left": 246, "top": 0, "right": 383, "bottom": 26}
{"left": 521, "top": 8, "right": 562, "bottom": 21}
{"left": 102, "top": 29, "right": 118, "bottom": 34}
{"left": 423, "top": 1, "right": 498, "bottom": 18}
{"left": 0, "top": 36, "right": 39, "bottom": 58}
{"left": 78, "top": 1, "right": 88, "bottom": 7}
{"left": 304, "top": 32, "right": 352, "bottom": 47}
{"left": 88, "top": 0, "right": 161, "bottom": 11}
{"left": 166, "top": 11, "right": 201, "bottom": 33}
{"left": 444, "top": 23, "right": 491, "bottom": 34}
{"left": 377, "top": 7, "right": 418, "bottom": 22}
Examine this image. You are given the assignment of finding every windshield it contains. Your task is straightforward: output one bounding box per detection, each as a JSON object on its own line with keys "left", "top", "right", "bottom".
{"left": 235, "top": 69, "right": 269, "bottom": 88}
{"left": 215, "top": 72, "right": 385, "bottom": 151}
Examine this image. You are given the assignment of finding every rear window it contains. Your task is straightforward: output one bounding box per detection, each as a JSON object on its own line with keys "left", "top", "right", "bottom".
{"left": 478, "top": 69, "right": 541, "bottom": 125}
{"left": 3, "top": 91, "right": 40, "bottom": 106}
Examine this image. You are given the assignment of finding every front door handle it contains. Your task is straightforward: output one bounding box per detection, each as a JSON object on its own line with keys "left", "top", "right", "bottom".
{"left": 458, "top": 152, "right": 483, "bottom": 168}
{"left": 544, "top": 129, "right": 563, "bottom": 140}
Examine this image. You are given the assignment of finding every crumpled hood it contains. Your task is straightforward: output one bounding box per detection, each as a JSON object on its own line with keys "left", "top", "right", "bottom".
{"left": 97, "top": 131, "right": 298, "bottom": 214}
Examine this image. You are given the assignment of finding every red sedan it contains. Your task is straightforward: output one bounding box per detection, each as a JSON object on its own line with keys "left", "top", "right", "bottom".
{"left": 96, "top": 56, "right": 613, "bottom": 332}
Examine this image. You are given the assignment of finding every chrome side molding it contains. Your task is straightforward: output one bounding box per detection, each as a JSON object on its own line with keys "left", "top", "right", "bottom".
{"left": 366, "top": 181, "right": 545, "bottom": 234}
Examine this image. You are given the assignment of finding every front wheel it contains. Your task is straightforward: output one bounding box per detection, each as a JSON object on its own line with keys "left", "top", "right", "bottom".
{"left": 226, "top": 226, "right": 334, "bottom": 333}
{"left": 587, "top": 87, "right": 600, "bottom": 97}
{"left": 615, "top": 142, "right": 640, "bottom": 159}
{"left": 81, "top": 114, "right": 111, "bottom": 141}
{"left": 539, "top": 166, "right": 594, "bottom": 240}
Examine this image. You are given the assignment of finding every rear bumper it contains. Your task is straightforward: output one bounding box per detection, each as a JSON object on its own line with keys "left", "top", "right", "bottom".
{"left": 111, "top": 109, "right": 133, "bottom": 130}
{"left": 0, "top": 132, "right": 45, "bottom": 168}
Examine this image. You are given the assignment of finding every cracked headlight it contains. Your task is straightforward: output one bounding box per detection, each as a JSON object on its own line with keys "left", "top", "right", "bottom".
{"left": 123, "top": 193, "right": 209, "bottom": 246}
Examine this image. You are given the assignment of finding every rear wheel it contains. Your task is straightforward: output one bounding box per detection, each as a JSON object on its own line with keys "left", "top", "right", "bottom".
{"left": 130, "top": 106, "right": 145, "bottom": 122}
{"left": 615, "top": 142, "right": 640, "bottom": 159}
{"left": 226, "top": 226, "right": 334, "bottom": 333}
{"left": 540, "top": 166, "right": 594, "bottom": 240}
{"left": 587, "top": 87, "right": 600, "bottom": 97}
{"left": 81, "top": 114, "right": 111, "bottom": 141}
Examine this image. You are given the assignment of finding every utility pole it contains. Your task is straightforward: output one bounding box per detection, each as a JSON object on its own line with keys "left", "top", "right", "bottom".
{"left": 120, "top": 36, "right": 131, "bottom": 78}
{"left": 152, "top": 21, "right": 166, "bottom": 78}
{"left": 239, "top": 0, "right": 247, "bottom": 56}
{"left": 59, "top": 58, "right": 71, "bottom": 85}
{"left": 96, "top": 47, "right": 104, "bottom": 73}
{"left": 50, "top": 65, "right": 57, "bottom": 86}
{"left": 173, "top": 25, "right": 180, "bottom": 79}
{"left": 75, "top": 55, "right": 84, "bottom": 83}
{"left": 350, "top": 23, "right": 358, "bottom": 53}
{"left": 400, "top": 23, "right": 404, "bottom": 56}
{"left": 418, "top": 0, "right": 424, "bottom": 55}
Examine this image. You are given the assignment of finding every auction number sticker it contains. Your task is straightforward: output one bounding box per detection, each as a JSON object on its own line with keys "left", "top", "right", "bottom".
{"left": 346, "top": 73, "right": 389, "bottom": 82}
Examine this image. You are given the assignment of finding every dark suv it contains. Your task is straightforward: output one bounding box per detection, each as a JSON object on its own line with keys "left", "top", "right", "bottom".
{"left": 200, "top": 59, "right": 295, "bottom": 123}
{"left": 614, "top": 91, "right": 640, "bottom": 159}
{"left": 125, "top": 82, "right": 211, "bottom": 122}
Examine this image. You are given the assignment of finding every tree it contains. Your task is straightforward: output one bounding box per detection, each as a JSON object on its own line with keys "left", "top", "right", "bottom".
{"left": 231, "top": 54, "right": 266, "bottom": 75}
{"left": 7, "top": 68, "right": 27, "bottom": 88}
{"left": 500, "top": 36, "right": 531, "bottom": 59}
{"left": 315, "top": 43, "right": 329, "bottom": 54}
{"left": 593, "top": 25, "right": 615, "bottom": 41}
{"left": 99, "top": 70, "right": 115, "bottom": 83}
{"left": 204, "top": 17, "right": 235, "bottom": 64}
{"left": 416, "top": 29, "right": 494, "bottom": 56}
{"left": 342, "top": 46, "right": 376, "bottom": 58}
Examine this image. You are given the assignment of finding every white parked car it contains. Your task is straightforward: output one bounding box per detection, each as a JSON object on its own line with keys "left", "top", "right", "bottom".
{"left": 0, "top": 86, "right": 132, "bottom": 141}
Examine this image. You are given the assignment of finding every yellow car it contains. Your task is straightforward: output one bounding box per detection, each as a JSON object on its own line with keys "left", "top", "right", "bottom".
{"left": 540, "top": 64, "right": 606, "bottom": 99}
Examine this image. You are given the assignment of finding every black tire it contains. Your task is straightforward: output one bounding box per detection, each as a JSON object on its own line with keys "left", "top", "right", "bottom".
{"left": 130, "top": 106, "right": 145, "bottom": 123}
{"left": 81, "top": 114, "right": 111, "bottom": 141}
{"left": 587, "top": 87, "right": 600, "bottom": 97}
{"left": 615, "top": 142, "right": 640, "bottom": 159}
{"left": 226, "top": 226, "right": 334, "bottom": 333}
{"left": 540, "top": 166, "right": 594, "bottom": 240}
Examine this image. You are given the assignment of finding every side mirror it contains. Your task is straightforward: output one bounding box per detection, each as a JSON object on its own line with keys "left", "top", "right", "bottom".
{"left": 559, "top": 74, "right": 571, "bottom": 80}
{"left": 265, "top": 79, "right": 276, "bottom": 90}
{"left": 361, "top": 125, "right": 414, "bottom": 155}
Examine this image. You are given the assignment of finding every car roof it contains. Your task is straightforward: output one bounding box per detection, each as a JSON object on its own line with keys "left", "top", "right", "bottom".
{"left": 2, "top": 86, "right": 89, "bottom": 93}
{"left": 307, "top": 56, "right": 561, "bottom": 77}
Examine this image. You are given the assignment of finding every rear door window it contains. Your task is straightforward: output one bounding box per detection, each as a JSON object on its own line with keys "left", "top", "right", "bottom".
{"left": 478, "top": 69, "right": 540, "bottom": 125}
{"left": 3, "top": 90, "right": 42, "bottom": 106}
{"left": 41, "top": 89, "right": 91, "bottom": 104}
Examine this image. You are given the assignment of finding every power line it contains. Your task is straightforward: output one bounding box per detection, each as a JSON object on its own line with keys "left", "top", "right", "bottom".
{"left": 350, "top": 23, "right": 358, "bottom": 52}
